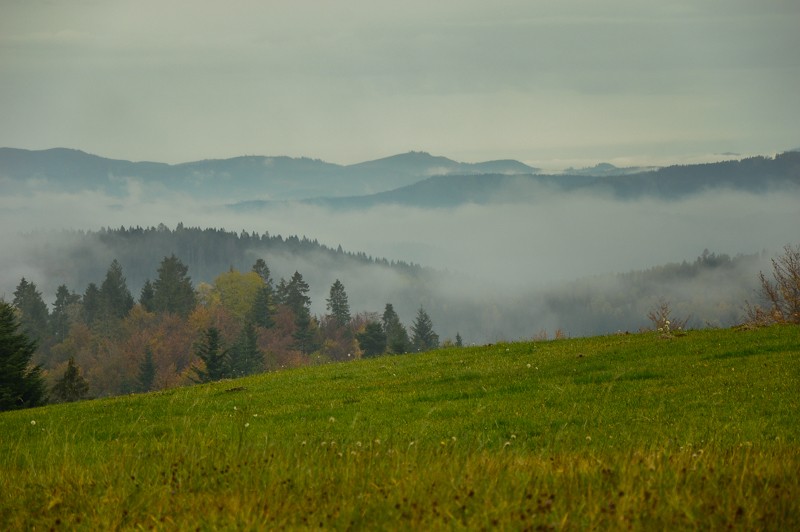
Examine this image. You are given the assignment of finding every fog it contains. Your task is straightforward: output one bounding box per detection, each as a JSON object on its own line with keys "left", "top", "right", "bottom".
{"left": 1, "top": 180, "right": 797, "bottom": 342}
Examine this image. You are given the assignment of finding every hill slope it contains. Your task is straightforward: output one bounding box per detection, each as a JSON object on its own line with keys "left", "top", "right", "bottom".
{"left": 1, "top": 326, "right": 798, "bottom": 529}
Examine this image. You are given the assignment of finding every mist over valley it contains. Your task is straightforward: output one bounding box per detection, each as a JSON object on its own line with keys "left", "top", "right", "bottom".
{"left": 2, "top": 148, "right": 797, "bottom": 343}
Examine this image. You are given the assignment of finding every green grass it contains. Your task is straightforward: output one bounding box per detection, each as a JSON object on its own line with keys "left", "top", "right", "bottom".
{"left": 1, "top": 325, "right": 799, "bottom": 529}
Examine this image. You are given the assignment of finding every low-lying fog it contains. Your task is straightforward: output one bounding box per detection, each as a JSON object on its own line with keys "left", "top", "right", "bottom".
{"left": 1, "top": 181, "right": 797, "bottom": 342}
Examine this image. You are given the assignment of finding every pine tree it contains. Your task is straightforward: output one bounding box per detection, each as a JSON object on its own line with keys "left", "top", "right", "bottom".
{"left": 191, "top": 327, "right": 229, "bottom": 383}
{"left": 51, "top": 356, "right": 90, "bottom": 403}
{"left": 411, "top": 306, "right": 439, "bottom": 352}
{"left": 137, "top": 348, "right": 157, "bottom": 392}
{"left": 326, "top": 279, "right": 351, "bottom": 327}
{"left": 0, "top": 301, "right": 48, "bottom": 411}
{"left": 382, "top": 303, "right": 411, "bottom": 354}
{"left": 356, "top": 321, "right": 386, "bottom": 357}
{"left": 152, "top": 255, "right": 197, "bottom": 317}
{"left": 455, "top": 332, "right": 463, "bottom": 347}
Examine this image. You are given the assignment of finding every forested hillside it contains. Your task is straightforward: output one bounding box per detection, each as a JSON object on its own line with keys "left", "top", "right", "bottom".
{"left": 4, "top": 223, "right": 776, "bottom": 401}
{"left": 8, "top": 229, "right": 444, "bottom": 399}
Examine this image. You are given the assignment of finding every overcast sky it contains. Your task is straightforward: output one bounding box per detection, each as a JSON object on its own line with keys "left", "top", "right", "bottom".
{"left": 1, "top": 0, "right": 798, "bottom": 168}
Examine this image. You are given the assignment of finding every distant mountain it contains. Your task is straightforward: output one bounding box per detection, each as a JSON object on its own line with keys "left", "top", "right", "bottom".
{"left": 5, "top": 147, "right": 797, "bottom": 210}
{"left": 0, "top": 148, "right": 537, "bottom": 201}
{"left": 241, "top": 151, "right": 800, "bottom": 210}
{"left": 562, "top": 162, "right": 658, "bottom": 177}
{"left": 349, "top": 151, "right": 537, "bottom": 179}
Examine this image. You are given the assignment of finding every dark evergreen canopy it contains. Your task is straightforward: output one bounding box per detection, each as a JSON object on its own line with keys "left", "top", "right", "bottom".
{"left": 326, "top": 279, "right": 351, "bottom": 327}
{"left": 0, "top": 300, "right": 48, "bottom": 411}
{"left": 152, "top": 255, "right": 197, "bottom": 317}
{"left": 411, "top": 306, "right": 439, "bottom": 353}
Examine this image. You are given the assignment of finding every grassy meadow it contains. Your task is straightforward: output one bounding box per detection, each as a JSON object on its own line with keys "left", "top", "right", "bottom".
{"left": 1, "top": 325, "right": 798, "bottom": 529}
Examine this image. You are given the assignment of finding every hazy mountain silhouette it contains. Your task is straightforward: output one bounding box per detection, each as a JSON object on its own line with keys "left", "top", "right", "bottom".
{"left": 4, "top": 147, "right": 798, "bottom": 211}
{"left": 0, "top": 148, "right": 537, "bottom": 201}
{"left": 236, "top": 152, "right": 800, "bottom": 210}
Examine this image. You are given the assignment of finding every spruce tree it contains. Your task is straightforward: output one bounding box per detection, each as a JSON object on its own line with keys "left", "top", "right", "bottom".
{"left": 249, "top": 286, "right": 275, "bottom": 329}
{"left": 152, "top": 255, "right": 197, "bottom": 317}
{"left": 274, "top": 278, "right": 289, "bottom": 306}
{"left": 411, "top": 306, "right": 439, "bottom": 352}
{"left": 326, "top": 279, "right": 351, "bottom": 327}
{"left": 50, "top": 284, "right": 80, "bottom": 343}
{"left": 249, "top": 258, "right": 275, "bottom": 328}
{"left": 285, "top": 272, "right": 316, "bottom": 354}
{"left": 251, "top": 258, "right": 272, "bottom": 286}
{"left": 0, "top": 301, "right": 48, "bottom": 411}
{"left": 82, "top": 283, "right": 101, "bottom": 326}
{"left": 13, "top": 278, "right": 49, "bottom": 342}
{"left": 382, "top": 303, "right": 411, "bottom": 354}
{"left": 139, "top": 279, "right": 155, "bottom": 312}
{"left": 99, "top": 259, "right": 135, "bottom": 320}
{"left": 356, "top": 321, "right": 386, "bottom": 357}
{"left": 51, "top": 356, "right": 90, "bottom": 403}
{"left": 191, "top": 327, "right": 229, "bottom": 383}
{"left": 285, "top": 271, "right": 311, "bottom": 317}
{"left": 292, "top": 310, "right": 316, "bottom": 355}
{"left": 229, "top": 321, "right": 263, "bottom": 377}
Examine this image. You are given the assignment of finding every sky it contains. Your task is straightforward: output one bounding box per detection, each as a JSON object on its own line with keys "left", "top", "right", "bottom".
{"left": 1, "top": 0, "right": 799, "bottom": 169}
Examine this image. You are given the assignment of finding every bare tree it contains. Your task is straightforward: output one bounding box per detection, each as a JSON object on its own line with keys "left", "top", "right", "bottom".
{"left": 747, "top": 245, "right": 800, "bottom": 325}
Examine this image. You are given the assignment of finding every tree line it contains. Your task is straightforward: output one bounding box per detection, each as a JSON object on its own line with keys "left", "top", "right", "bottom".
{"left": 1, "top": 254, "right": 450, "bottom": 409}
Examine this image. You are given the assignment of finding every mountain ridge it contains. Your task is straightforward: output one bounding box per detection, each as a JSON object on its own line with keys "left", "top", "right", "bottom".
{"left": 4, "top": 147, "right": 799, "bottom": 209}
{"left": 234, "top": 151, "right": 800, "bottom": 210}
{"left": 0, "top": 147, "right": 538, "bottom": 201}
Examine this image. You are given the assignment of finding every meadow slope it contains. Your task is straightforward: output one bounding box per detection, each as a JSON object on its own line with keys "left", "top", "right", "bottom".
{"left": 1, "top": 325, "right": 798, "bottom": 529}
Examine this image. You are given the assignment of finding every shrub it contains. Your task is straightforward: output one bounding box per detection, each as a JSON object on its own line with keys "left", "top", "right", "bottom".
{"left": 647, "top": 299, "right": 688, "bottom": 337}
